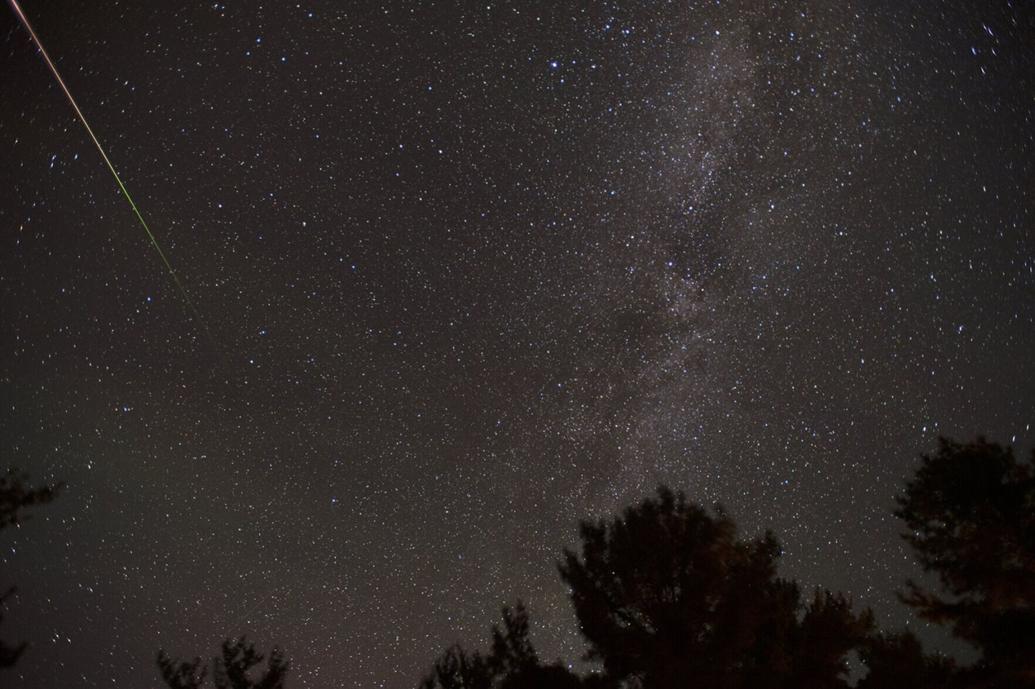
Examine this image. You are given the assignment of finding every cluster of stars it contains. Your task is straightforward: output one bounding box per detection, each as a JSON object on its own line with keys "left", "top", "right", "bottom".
{"left": 1, "top": 2, "right": 1033, "bottom": 688}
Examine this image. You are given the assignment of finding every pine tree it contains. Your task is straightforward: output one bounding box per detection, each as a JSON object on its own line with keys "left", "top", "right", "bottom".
{"left": 896, "top": 437, "right": 1035, "bottom": 687}
{"left": 157, "top": 638, "right": 289, "bottom": 689}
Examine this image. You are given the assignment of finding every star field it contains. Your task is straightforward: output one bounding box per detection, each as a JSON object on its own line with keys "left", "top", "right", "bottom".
{"left": 1, "top": 2, "right": 1033, "bottom": 687}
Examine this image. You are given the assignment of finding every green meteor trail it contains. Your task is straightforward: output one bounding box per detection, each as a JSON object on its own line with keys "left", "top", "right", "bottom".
{"left": 8, "top": 0, "right": 207, "bottom": 333}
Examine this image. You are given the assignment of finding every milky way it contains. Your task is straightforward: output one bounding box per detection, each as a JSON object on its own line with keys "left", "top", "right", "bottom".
{"left": 1, "top": 2, "right": 1033, "bottom": 688}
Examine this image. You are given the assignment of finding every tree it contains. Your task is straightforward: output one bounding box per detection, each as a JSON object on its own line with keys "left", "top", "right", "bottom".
{"left": 790, "top": 589, "right": 876, "bottom": 689}
{"left": 896, "top": 437, "right": 1035, "bottom": 687}
{"left": 157, "top": 652, "right": 207, "bottom": 689}
{"left": 0, "top": 469, "right": 61, "bottom": 668}
{"left": 420, "top": 643, "right": 491, "bottom": 689}
{"left": 157, "top": 638, "right": 289, "bottom": 689}
{"left": 558, "top": 487, "right": 872, "bottom": 689}
{"left": 856, "top": 630, "right": 955, "bottom": 689}
{"left": 421, "top": 602, "right": 591, "bottom": 689}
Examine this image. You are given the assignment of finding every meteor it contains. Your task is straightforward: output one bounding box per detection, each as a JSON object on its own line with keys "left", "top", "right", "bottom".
{"left": 8, "top": 0, "right": 207, "bottom": 333}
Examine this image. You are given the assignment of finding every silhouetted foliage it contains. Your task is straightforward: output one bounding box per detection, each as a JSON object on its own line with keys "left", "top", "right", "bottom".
{"left": 856, "top": 630, "right": 955, "bottom": 689}
{"left": 488, "top": 604, "right": 538, "bottom": 680}
{"left": 421, "top": 602, "right": 593, "bottom": 689}
{"left": 791, "top": 589, "right": 876, "bottom": 689}
{"left": 0, "top": 470, "right": 61, "bottom": 530}
{"left": 0, "top": 588, "right": 23, "bottom": 669}
{"left": 0, "top": 469, "right": 61, "bottom": 669}
{"left": 420, "top": 644, "right": 491, "bottom": 689}
{"left": 157, "top": 651, "right": 207, "bottom": 689}
{"left": 896, "top": 437, "right": 1035, "bottom": 686}
{"left": 558, "top": 487, "right": 872, "bottom": 689}
{"left": 157, "top": 638, "right": 288, "bottom": 689}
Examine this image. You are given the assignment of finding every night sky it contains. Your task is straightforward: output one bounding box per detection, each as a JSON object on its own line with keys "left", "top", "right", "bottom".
{"left": 1, "top": 1, "right": 1033, "bottom": 687}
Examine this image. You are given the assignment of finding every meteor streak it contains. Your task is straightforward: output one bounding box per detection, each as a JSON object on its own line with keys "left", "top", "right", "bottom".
{"left": 8, "top": 0, "right": 207, "bottom": 333}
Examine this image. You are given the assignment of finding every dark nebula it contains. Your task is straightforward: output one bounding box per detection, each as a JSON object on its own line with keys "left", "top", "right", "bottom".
{"left": 1, "top": 2, "right": 1032, "bottom": 687}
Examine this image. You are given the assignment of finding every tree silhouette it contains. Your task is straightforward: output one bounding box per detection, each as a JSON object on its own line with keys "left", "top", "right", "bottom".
{"left": 420, "top": 643, "right": 491, "bottom": 689}
{"left": 791, "top": 589, "right": 876, "bottom": 689}
{"left": 157, "top": 638, "right": 289, "bottom": 689}
{"left": 896, "top": 437, "right": 1035, "bottom": 687}
{"left": 157, "top": 651, "right": 207, "bottom": 689}
{"left": 402, "top": 440, "right": 1033, "bottom": 688}
{"left": 855, "top": 630, "right": 955, "bottom": 689}
{"left": 421, "top": 602, "right": 591, "bottom": 689}
{"left": 558, "top": 487, "right": 872, "bottom": 689}
{"left": 0, "top": 469, "right": 61, "bottom": 668}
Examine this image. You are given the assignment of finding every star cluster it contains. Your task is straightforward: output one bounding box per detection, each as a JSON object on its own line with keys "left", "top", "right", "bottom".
{"left": 1, "top": 2, "right": 1033, "bottom": 687}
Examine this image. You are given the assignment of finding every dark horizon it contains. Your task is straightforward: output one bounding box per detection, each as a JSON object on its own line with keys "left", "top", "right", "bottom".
{"left": 2, "top": 2, "right": 1033, "bottom": 687}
